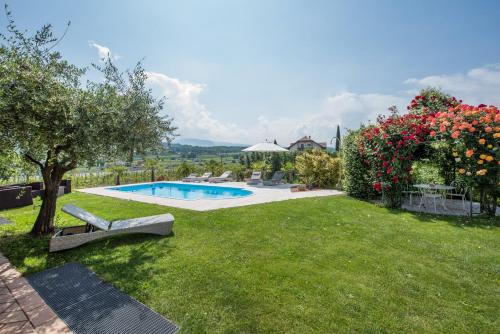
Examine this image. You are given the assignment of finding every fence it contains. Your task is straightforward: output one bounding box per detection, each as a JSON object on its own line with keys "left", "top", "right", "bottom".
{"left": 68, "top": 169, "right": 180, "bottom": 189}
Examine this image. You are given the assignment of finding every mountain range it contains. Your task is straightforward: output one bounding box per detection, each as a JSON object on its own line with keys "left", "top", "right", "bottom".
{"left": 173, "top": 137, "right": 249, "bottom": 147}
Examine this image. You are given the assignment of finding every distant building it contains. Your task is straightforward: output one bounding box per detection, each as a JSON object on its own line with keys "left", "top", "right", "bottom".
{"left": 288, "top": 136, "right": 327, "bottom": 151}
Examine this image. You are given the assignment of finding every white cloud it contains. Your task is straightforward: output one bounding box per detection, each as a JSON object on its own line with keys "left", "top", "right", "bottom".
{"left": 146, "top": 64, "right": 500, "bottom": 145}
{"left": 405, "top": 64, "right": 500, "bottom": 105}
{"left": 146, "top": 72, "right": 246, "bottom": 141}
{"left": 89, "top": 41, "right": 121, "bottom": 61}
{"left": 146, "top": 70, "right": 404, "bottom": 145}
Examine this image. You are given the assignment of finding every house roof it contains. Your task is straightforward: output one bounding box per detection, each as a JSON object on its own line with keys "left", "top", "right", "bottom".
{"left": 288, "top": 136, "right": 327, "bottom": 149}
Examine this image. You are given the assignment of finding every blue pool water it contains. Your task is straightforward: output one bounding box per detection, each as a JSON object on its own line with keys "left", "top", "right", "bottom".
{"left": 108, "top": 182, "right": 253, "bottom": 200}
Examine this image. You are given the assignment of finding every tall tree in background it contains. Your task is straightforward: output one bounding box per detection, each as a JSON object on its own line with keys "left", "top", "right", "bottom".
{"left": 335, "top": 125, "right": 341, "bottom": 152}
{"left": 94, "top": 58, "right": 176, "bottom": 163}
{"left": 144, "top": 158, "right": 160, "bottom": 182}
{"left": 0, "top": 9, "right": 176, "bottom": 235}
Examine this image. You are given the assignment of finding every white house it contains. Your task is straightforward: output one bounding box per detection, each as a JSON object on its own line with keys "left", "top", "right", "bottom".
{"left": 288, "top": 136, "right": 327, "bottom": 151}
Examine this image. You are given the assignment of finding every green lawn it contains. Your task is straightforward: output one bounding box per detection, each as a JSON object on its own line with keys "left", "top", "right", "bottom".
{"left": 0, "top": 193, "right": 498, "bottom": 333}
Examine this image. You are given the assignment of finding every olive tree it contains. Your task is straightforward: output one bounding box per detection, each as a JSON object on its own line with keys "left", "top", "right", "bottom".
{"left": 0, "top": 11, "right": 176, "bottom": 235}
{"left": 94, "top": 58, "right": 175, "bottom": 163}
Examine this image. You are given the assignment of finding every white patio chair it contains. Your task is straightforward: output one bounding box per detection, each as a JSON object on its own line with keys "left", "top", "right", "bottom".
{"left": 418, "top": 187, "right": 443, "bottom": 213}
{"left": 448, "top": 181, "right": 469, "bottom": 210}
{"left": 402, "top": 184, "right": 419, "bottom": 205}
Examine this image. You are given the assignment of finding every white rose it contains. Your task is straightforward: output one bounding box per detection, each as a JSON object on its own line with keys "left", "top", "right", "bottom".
{"left": 466, "top": 172, "right": 472, "bottom": 176}
{"left": 455, "top": 158, "right": 461, "bottom": 162}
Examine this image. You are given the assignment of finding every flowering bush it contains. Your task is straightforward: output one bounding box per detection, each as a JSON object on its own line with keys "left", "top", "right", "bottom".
{"left": 362, "top": 113, "right": 429, "bottom": 207}
{"left": 428, "top": 104, "right": 499, "bottom": 215}
{"left": 354, "top": 88, "right": 499, "bottom": 215}
{"left": 407, "top": 87, "right": 459, "bottom": 115}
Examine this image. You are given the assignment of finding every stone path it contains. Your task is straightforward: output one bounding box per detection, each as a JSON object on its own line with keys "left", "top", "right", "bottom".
{"left": 0, "top": 253, "right": 72, "bottom": 334}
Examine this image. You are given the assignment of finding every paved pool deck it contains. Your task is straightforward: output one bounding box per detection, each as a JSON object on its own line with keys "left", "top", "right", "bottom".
{"left": 78, "top": 182, "right": 343, "bottom": 211}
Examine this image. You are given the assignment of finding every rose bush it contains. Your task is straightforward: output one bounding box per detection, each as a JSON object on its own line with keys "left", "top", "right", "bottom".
{"left": 353, "top": 88, "right": 498, "bottom": 216}
{"left": 362, "top": 113, "right": 429, "bottom": 207}
{"left": 428, "top": 104, "right": 499, "bottom": 215}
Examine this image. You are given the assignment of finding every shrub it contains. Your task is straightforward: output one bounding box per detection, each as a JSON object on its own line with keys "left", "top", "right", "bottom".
{"left": 295, "top": 149, "right": 340, "bottom": 188}
{"left": 251, "top": 160, "right": 270, "bottom": 172}
{"left": 203, "top": 159, "right": 224, "bottom": 176}
{"left": 341, "top": 130, "right": 372, "bottom": 198}
{"left": 228, "top": 164, "right": 246, "bottom": 181}
{"left": 411, "top": 161, "right": 444, "bottom": 184}
{"left": 176, "top": 161, "right": 195, "bottom": 178}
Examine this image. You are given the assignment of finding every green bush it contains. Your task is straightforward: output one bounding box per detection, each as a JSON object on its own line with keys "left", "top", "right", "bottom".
{"left": 411, "top": 160, "right": 444, "bottom": 184}
{"left": 228, "top": 164, "right": 246, "bottom": 181}
{"left": 251, "top": 161, "right": 270, "bottom": 172}
{"left": 341, "top": 130, "right": 372, "bottom": 198}
{"left": 176, "top": 161, "right": 195, "bottom": 178}
{"left": 295, "top": 149, "right": 340, "bottom": 188}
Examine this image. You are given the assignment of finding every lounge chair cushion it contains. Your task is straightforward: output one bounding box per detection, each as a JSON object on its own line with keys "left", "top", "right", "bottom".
{"left": 62, "top": 204, "right": 111, "bottom": 231}
{"left": 263, "top": 171, "right": 285, "bottom": 185}
{"left": 110, "top": 214, "right": 174, "bottom": 230}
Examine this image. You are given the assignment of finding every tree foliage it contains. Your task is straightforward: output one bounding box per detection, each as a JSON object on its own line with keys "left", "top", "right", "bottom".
{"left": 93, "top": 59, "right": 176, "bottom": 162}
{"left": 0, "top": 9, "right": 176, "bottom": 234}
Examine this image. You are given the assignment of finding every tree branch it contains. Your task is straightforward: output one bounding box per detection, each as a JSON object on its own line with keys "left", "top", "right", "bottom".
{"left": 61, "top": 159, "right": 77, "bottom": 173}
{"left": 54, "top": 143, "right": 70, "bottom": 155}
{"left": 24, "top": 153, "right": 44, "bottom": 169}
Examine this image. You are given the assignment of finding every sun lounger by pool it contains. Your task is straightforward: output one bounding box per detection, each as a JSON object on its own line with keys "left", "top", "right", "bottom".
{"left": 190, "top": 172, "right": 212, "bottom": 182}
{"left": 208, "top": 171, "right": 233, "bottom": 183}
{"left": 263, "top": 171, "right": 285, "bottom": 186}
{"left": 246, "top": 171, "right": 262, "bottom": 185}
{"left": 182, "top": 173, "right": 198, "bottom": 182}
{"left": 49, "top": 204, "right": 174, "bottom": 252}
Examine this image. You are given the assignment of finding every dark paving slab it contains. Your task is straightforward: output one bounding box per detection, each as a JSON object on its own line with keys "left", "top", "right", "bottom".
{"left": 28, "top": 263, "right": 179, "bottom": 334}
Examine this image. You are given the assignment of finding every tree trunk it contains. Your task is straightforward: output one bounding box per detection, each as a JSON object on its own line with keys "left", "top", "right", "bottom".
{"left": 31, "top": 180, "right": 60, "bottom": 236}
{"left": 480, "top": 186, "right": 497, "bottom": 217}
{"left": 25, "top": 151, "right": 77, "bottom": 237}
{"left": 151, "top": 168, "right": 155, "bottom": 182}
{"left": 116, "top": 174, "right": 121, "bottom": 185}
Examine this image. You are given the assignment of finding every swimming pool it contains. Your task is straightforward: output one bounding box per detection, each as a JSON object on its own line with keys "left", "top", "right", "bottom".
{"left": 108, "top": 182, "right": 253, "bottom": 200}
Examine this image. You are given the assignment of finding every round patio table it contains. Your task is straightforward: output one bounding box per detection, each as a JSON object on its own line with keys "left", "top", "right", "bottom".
{"left": 413, "top": 184, "right": 455, "bottom": 211}
{"left": 413, "top": 184, "right": 455, "bottom": 191}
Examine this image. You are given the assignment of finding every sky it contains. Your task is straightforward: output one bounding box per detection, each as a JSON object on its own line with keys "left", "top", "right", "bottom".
{"left": 5, "top": 0, "right": 500, "bottom": 145}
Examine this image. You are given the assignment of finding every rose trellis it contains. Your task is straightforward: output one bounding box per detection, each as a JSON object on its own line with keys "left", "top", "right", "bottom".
{"left": 359, "top": 91, "right": 499, "bottom": 216}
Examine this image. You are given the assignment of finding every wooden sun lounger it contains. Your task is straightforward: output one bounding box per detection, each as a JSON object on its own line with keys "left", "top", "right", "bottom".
{"left": 208, "top": 171, "right": 233, "bottom": 183}
{"left": 246, "top": 171, "right": 262, "bottom": 185}
{"left": 49, "top": 204, "right": 174, "bottom": 252}
{"left": 190, "top": 172, "right": 212, "bottom": 182}
{"left": 263, "top": 171, "right": 285, "bottom": 186}
{"left": 182, "top": 173, "right": 198, "bottom": 182}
